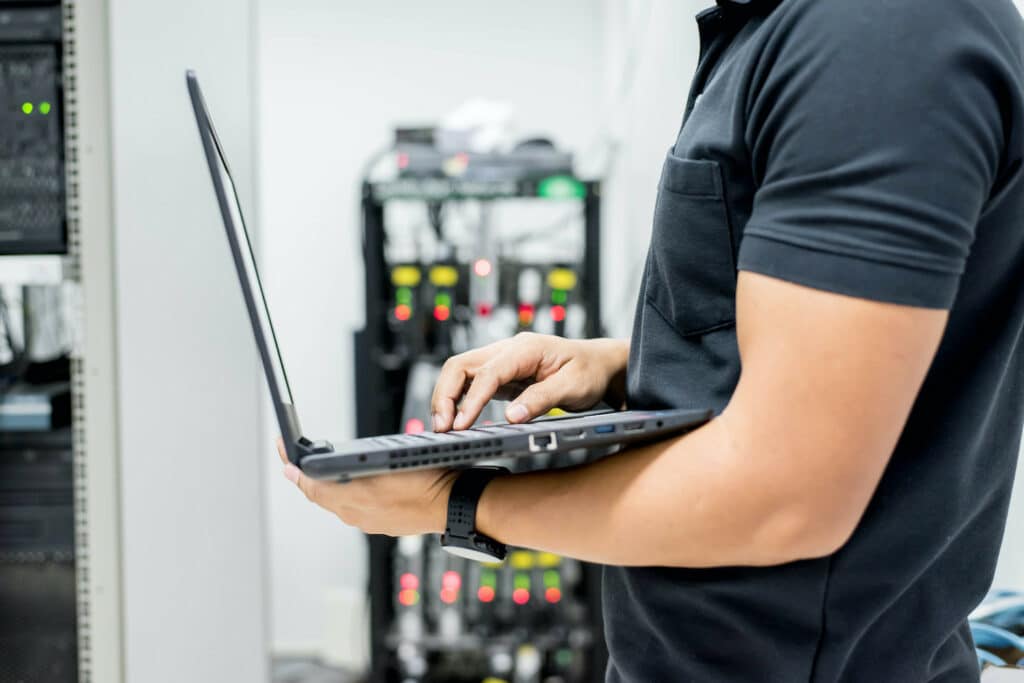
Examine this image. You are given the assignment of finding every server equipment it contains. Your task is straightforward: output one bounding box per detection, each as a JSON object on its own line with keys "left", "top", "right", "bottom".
{"left": 0, "top": 2, "right": 66, "bottom": 254}
{"left": 357, "top": 135, "right": 607, "bottom": 683}
{"left": 0, "top": 4, "right": 75, "bottom": 681}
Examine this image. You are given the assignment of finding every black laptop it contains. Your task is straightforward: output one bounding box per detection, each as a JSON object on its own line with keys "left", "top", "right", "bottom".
{"left": 185, "top": 70, "right": 711, "bottom": 481}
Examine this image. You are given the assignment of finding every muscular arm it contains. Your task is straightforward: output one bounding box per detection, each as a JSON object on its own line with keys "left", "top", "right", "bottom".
{"left": 476, "top": 271, "right": 947, "bottom": 567}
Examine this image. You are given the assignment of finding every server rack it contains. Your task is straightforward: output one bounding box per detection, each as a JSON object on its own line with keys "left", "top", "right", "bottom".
{"left": 356, "top": 174, "right": 606, "bottom": 683}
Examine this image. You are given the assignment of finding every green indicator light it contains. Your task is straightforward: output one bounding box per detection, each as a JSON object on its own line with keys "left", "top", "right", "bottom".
{"left": 435, "top": 292, "right": 452, "bottom": 308}
{"left": 395, "top": 287, "right": 412, "bottom": 305}
{"left": 537, "top": 175, "right": 585, "bottom": 200}
{"left": 513, "top": 573, "right": 530, "bottom": 590}
{"left": 481, "top": 570, "right": 497, "bottom": 588}
{"left": 551, "top": 289, "right": 567, "bottom": 305}
{"left": 543, "top": 570, "right": 561, "bottom": 588}
{"left": 21, "top": 102, "right": 33, "bottom": 115}
{"left": 556, "top": 649, "right": 574, "bottom": 667}
{"left": 39, "top": 102, "right": 51, "bottom": 115}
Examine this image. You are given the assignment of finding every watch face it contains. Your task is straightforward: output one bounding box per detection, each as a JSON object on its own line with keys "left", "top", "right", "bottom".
{"left": 442, "top": 543, "right": 505, "bottom": 564}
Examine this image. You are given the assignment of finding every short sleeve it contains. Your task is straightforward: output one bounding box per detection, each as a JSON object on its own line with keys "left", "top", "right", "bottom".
{"left": 736, "top": 0, "right": 1012, "bottom": 309}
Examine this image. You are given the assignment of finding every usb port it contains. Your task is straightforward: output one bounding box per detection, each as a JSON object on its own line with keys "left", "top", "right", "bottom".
{"left": 594, "top": 424, "right": 615, "bottom": 434}
{"left": 528, "top": 433, "right": 558, "bottom": 452}
{"left": 623, "top": 421, "right": 644, "bottom": 433}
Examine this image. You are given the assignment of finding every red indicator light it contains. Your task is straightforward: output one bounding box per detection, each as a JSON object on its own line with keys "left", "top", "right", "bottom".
{"left": 455, "top": 152, "right": 469, "bottom": 164}
{"left": 512, "top": 588, "right": 530, "bottom": 605}
{"left": 394, "top": 304, "right": 412, "bottom": 322}
{"left": 400, "top": 573, "right": 419, "bottom": 590}
{"left": 473, "top": 259, "right": 493, "bottom": 278}
{"left": 397, "top": 152, "right": 409, "bottom": 169}
{"left": 404, "top": 418, "right": 425, "bottom": 435}
{"left": 476, "top": 302, "right": 493, "bottom": 317}
{"left": 545, "top": 587, "right": 562, "bottom": 604}
{"left": 518, "top": 303, "right": 535, "bottom": 326}
{"left": 398, "top": 589, "right": 419, "bottom": 607}
{"left": 440, "top": 588, "right": 458, "bottom": 604}
{"left": 478, "top": 585, "right": 496, "bottom": 603}
{"left": 433, "top": 305, "right": 450, "bottom": 322}
{"left": 442, "top": 571, "right": 462, "bottom": 591}
{"left": 550, "top": 305, "right": 566, "bottom": 322}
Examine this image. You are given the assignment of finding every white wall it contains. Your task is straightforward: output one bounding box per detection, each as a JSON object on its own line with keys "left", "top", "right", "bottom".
{"left": 109, "top": 1, "right": 269, "bottom": 681}
{"left": 256, "top": 0, "right": 607, "bottom": 656}
{"left": 599, "top": 0, "right": 706, "bottom": 336}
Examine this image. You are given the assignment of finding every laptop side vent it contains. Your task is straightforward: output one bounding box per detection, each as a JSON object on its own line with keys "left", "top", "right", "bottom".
{"left": 387, "top": 439, "right": 506, "bottom": 469}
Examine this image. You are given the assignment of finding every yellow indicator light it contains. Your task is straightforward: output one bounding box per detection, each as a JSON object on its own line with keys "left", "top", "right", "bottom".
{"left": 547, "top": 268, "right": 577, "bottom": 291}
{"left": 546, "top": 408, "right": 567, "bottom": 417}
{"left": 483, "top": 679, "right": 510, "bottom": 683}
{"left": 429, "top": 265, "right": 459, "bottom": 288}
{"left": 537, "top": 552, "right": 562, "bottom": 568}
{"left": 21, "top": 102, "right": 33, "bottom": 115}
{"left": 391, "top": 266, "right": 421, "bottom": 287}
{"left": 509, "top": 551, "right": 535, "bottom": 570}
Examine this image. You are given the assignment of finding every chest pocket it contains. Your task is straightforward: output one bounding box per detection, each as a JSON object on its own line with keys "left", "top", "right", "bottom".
{"left": 644, "top": 150, "right": 737, "bottom": 337}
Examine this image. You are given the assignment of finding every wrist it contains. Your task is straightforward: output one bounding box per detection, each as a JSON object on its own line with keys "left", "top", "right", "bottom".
{"left": 474, "top": 472, "right": 508, "bottom": 541}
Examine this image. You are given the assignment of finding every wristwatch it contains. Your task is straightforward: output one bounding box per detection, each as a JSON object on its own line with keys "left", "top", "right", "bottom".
{"left": 440, "top": 466, "right": 508, "bottom": 563}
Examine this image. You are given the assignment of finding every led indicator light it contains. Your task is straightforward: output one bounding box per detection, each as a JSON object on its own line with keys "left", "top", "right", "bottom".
{"left": 21, "top": 102, "right": 33, "bottom": 115}
{"left": 433, "top": 305, "right": 450, "bottom": 322}
{"left": 551, "top": 305, "right": 567, "bottom": 323}
{"left": 513, "top": 574, "right": 530, "bottom": 591}
{"left": 398, "top": 589, "right": 419, "bottom": 606}
{"left": 547, "top": 268, "right": 578, "bottom": 291}
{"left": 39, "top": 102, "right": 51, "bottom": 115}
{"left": 473, "top": 259, "right": 493, "bottom": 278}
{"left": 440, "top": 588, "right": 458, "bottom": 605}
{"left": 543, "top": 570, "right": 561, "bottom": 588}
{"left": 537, "top": 552, "right": 561, "bottom": 568}
{"left": 429, "top": 265, "right": 459, "bottom": 287}
{"left": 510, "top": 551, "right": 535, "bottom": 570}
{"left": 394, "top": 304, "right": 412, "bottom": 322}
{"left": 395, "top": 287, "right": 413, "bottom": 305}
{"left": 397, "top": 152, "right": 409, "bottom": 169}
{"left": 545, "top": 587, "right": 562, "bottom": 604}
{"left": 476, "top": 302, "right": 493, "bottom": 317}
{"left": 400, "top": 573, "right": 419, "bottom": 590}
{"left": 481, "top": 570, "right": 497, "bottom": 588}
{"left": 404, "top": 418, "right": 425, "bottom": 435}
{"left": 391, "top": 265, "right": 421, "bottom": 287}
{"left": 537, "top": 175, "right": 585, "bottom": 200}
{"left": 442, "top": 571, "right": 462, "bottom": 591}
{"left": 512, "top": 588, "right": 530, "bottom": 605}
{"left": 518, "top": 303, "right": 535, "bottom": 326}
{"left": 477, "top": 585, "right": 496, "bottom": 603}
{"left": 434, "top": 292, "right": 452, "bottom": 308}
{"left": 551, "top": 289, "right": 567, "bottom": 305}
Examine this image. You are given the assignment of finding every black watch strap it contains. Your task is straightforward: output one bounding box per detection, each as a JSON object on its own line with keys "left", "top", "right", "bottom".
{"left": 441, "top": 466, "right": 508, "bottom": 562}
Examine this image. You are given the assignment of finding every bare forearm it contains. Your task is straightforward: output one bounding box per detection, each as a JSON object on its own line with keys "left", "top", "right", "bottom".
{"left": 476, "top": 415, "right": 835, "bottom": 568}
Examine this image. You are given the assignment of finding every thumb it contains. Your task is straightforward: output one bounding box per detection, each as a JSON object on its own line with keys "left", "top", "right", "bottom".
{"left": 505, "top": 376, "right": 566, "bottom": 423}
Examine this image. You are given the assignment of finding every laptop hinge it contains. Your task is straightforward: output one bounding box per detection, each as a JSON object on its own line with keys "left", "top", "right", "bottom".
{"left": 296, "top": 436, "right": 334, "bottom": 455}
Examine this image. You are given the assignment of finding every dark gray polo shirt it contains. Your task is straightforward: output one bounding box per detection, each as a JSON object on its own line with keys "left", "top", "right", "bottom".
{"left": 609, "top": 0, "right": 1024, "bottom": 681}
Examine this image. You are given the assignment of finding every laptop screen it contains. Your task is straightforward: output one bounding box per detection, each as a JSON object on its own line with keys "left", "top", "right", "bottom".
{"left": 187, "top": 73, "right": 296, "bottom": 413}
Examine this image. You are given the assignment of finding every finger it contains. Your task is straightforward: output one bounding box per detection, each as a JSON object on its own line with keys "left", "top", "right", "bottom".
{"left": 276, "top": 437, "right": 288, "bottom": 465}
{"left": 507, "top": 375, "right": 575, "bottom": 423}
{"left": 492, "top": 379, "right": 533, "bottom": 402}
{"left": 431, "top": 348, "right": 489, "bottom": 431}
{"left": 455, "top": 353, "right": 539, "bottom": 430}
{"left": 285, "top": 464, "right": 323, "bottom": 506}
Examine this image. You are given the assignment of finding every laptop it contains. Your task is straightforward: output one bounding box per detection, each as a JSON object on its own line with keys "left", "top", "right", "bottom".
{"left": 185, "top": 70, "right": 711, "bottom": 481}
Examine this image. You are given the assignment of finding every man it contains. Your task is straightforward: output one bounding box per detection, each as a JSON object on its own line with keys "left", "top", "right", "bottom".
{"left": 280, "top": 0, "right": 1024, "bottom": 680}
